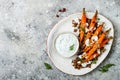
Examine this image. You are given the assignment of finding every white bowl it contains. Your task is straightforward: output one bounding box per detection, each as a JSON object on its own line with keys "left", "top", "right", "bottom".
{"left": 55, "top": 33, "right": 79, "bottom": 58}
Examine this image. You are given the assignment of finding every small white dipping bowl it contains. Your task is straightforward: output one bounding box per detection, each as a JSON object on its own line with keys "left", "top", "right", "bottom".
{"left": 55, "top": 33, "right": 79, "bottom": 57}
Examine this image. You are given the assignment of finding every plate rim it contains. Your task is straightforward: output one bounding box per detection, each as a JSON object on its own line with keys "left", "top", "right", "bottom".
{"left": 46, "top": 12, "right": 114, "bottom": 75}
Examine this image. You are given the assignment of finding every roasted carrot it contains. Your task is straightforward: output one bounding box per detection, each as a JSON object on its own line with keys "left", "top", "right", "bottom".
{"left": 83, "top": 23, "right": 104, "bottom": 52}
{"left": 93, "top": 23, "right": 104, "bottom": 36}
{"left": 85, "top": 37, "right": 111, "bottom": 61}
{"left": 87, "top": 52, "right": 99, "bottom": 61}
{"left": 100, "top": 38, "right": 109, "bottom": 48}
{"left": 87, "top": 38, "right": 109, "bottom": 61}
{"left": 86, "top": 39, "right": 107, "bottom": 62}
{"left": 83, "top": 46, "right": 92, "bottom": 52}
{"left": 79, "top": 8, "right": 86, "bottom": 42}
{"left": 89, "top": 10, "right": 98, "bottom": 31}
{"left": 80, "top": 31, "right": 84, "bottom": 42}
{"left": 83, "top": 10, "right": 98, "bottom": 43}
{"left": 86, "top": 38, "right": 109, "bottom": 61}
{"left": 85, "top": 32, "right": 106, "bottom": 59}
{"left": 85, "top": 32, "right": 92, "bottom": 40}
{"left": 81, "top": 8, "right": 86, "bottom": 25}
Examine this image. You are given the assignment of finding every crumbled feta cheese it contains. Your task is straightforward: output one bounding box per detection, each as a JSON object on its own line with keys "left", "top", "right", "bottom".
{"left": 93, "top": 27, "right": 96, "bottom": 30}
{"left": 78, "top": 55, "right": 82, "bottom": 59}
{"left": 85, "top": 56, "right": 88, "bottom": 59}
{"left": 81, "top": 61, "right": 91, "bottom": 67}
{"left": 97, "top": 22, "right": 101, "bottom": 26}
{"left": 86, "top": 23, "right": 89, "bottom": 27}
{"left": 97, "top": 49, "right": 101, "bottom": 54}
{"left": 93, "top": 55, "right": 97, "bottom": 58}
{"left": 85, "top": 27, "right": 89, "bottom": 33}
{"left": 81, "top": 62, "right": 87, "bottom": 67}
{"left": 83, "top": 52, "right": 86, "bottom": 55}
{"left": 89, "top": 27, "right": 93, "bottom": 31}
{"left": 85, "top": 39, "right": 90, "bottom": 46}
{"left": 91, "top": 36, "right": 98, "bottom": 41}
{"left": 87, "top": 61, "right": 91, "bottom": 64}
{"left": 77, "top": 61, "right": 81, "bottom": 64}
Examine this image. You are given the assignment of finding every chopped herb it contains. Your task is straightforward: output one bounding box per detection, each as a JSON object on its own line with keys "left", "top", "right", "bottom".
{"left": 92, "top": 58, "right": 97, "bottom": 64}
{"left": 44, "top": 63, "right": 52, "bottom": 70}
{"left": 84, "top": 34, "right": 86, "bottom": 37}
{"left": 81, "top": 27, "right": 85, "bottom": 32}
{"left": 79, "top": 58, "right": 83, "bottom": 62}
{"left": 97, "top": 18, "right": 100, "bottom": 20}
{"left": 99, "top": 31, "right": 103, "bottom": 35}
{"left": 69, "top": 44, "right": 74, "bottom": 51}
{"left": 99, "top": 63, "right": 115, "bottom": 73}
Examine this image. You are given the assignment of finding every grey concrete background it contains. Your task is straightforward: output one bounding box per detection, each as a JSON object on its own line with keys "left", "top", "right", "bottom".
{"left": 0, "top": 0, "right": 119, "bottom": 80}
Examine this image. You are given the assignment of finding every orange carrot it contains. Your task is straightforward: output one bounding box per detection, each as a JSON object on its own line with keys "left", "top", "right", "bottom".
{"left": 93, "top": 23, "right": 104, "bottom": 36}
{"left": 89, "top": 10, "right": 98, "bottom": 31}
{"left": 83, "top": 10, "right": 98, "bottom": 43}
{"left": 100, "top": 38, "right": 109, "bottom": 48}
{"left": 86, "top": 37, "right": 111, "bottom": 61}
{"left": 80, "top": 31, "right": 84, "bottom": 42}
{"left": 87, "top": 52, "right": 99, "bottom": 61}
{"left": 85, "top": 32, "right": 106, "bottom": 59}
{"left": 83, "top": 23, "right": 104, "bottom": 52}
{"left": 84, "top": 32, "right": 92, "bottom": 41}
{"left": 79, "top": 8, "right": 86, "bottom": 42}
{"left": 81, "top": 8, "right": 86, "bottom": 25}
{"left": 88, "top": 37, "right": 111, "bottom": 61}
{"left": 83, "top": 46, "right": 92, "bottom": 52}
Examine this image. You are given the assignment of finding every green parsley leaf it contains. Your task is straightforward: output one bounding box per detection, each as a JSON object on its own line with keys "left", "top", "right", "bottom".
{"left": 92, "top": 58, "right": 97, "bottom": 64}
{"left": 69, "top": 44, "right": 74, "bottom": 51}
{"left": 44, "top": 63, "right": 52, "bottom": 70}
{"left": 84, "top": 34, "right": 86, "bottom": 37}
{"left": 99, "top": 63, "right": 115, "bottom": 73}
{"left": 79, "top": 58, "right": 83, "bottom": 62}
{"left": 97, "top": 18, "right": 100, "bottom": 20}
{"left": 99, "top": 31, "right": 103, "bottom": 35}
{"left": 81, "top": 27, "right": 85, "bottom": 32}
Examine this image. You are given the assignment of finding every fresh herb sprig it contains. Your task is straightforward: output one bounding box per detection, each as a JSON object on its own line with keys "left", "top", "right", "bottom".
{"left": 99, "top": 63, "right": 115, "bottom": 73}
{"left": 81, "top": 27, "right": 85, "bottom": 32}
{"left": 69, "top": 44, "right": 75, "bottom": 51}
{"left": 92, "top": 58, "right": 97, "bottom": 64}
{"left": 44, "top": 63, "right": 52, "bottom": 70}
{"left": 97, "top": 18, "right": 100, "bottom": 20}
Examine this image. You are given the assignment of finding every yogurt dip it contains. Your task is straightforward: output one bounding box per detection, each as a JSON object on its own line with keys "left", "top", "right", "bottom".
{"left": 55, "top": 33, "right": 79, "bottom": 57}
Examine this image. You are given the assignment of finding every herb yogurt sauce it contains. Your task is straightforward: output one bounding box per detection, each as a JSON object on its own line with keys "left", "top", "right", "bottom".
{"left": 55, "top": 33, "right": 79, "bottom": 57}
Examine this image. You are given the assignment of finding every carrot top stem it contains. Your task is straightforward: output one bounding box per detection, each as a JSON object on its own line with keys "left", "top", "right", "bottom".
{"left": 83, "top": 8, "right": 86, "bottom": 14}
{"left": 94, "top": 10, "right": 98, "bottom": 17}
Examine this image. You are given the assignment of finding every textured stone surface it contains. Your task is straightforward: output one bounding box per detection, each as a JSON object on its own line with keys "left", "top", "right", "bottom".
{"left": 0, "top": 0, "right": 120, "bottom": 80}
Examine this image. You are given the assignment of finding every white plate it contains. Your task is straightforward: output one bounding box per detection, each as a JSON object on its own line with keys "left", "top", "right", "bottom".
{"left": 47, "top": 12, "right": 114, "bottom": 75}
